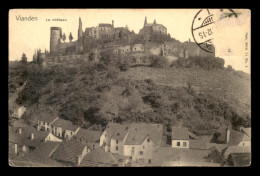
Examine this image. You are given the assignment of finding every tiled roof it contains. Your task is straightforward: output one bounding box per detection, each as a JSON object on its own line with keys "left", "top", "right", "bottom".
{"left": 124, "top": 123, "right": 163, "bottom": 145}
{"left": 216, "top": 126, "right": 245, "bottom": 145}
{"left": 206, "top": 143, "right": 228, "bottom": 153}
{"left": 52, "top": 140, "right": 86, "bottom": 164}
{"left": 241, "top": 127, "right": 251, "bottom": 138}
{"left": 223, "top": 146, "right": 251, "bottom": 159}
{"left": 151, "top": 147, "right": 212, "bottom": 166}
{"left": 38, "top": 113, "right": 58, "bottom": 124}
{"left": 229, "top": 153, "right": 251, "bottom": 166}
{"left": 99, "top": 23, "right": 113, "bottom": 27}
{"left": 75, "top": 128, "right": 101, "bottom": 143}
{"left": 189, "top": 140, "right": 208, "bottom": 150}
{"left": 10, "top": 156, "right": 64, "bottom": 167}
{"left": 105, "top": 123, "right": 129, "bottom": 141}
{"left": 11, "top": 141, "right": 63, "bottom": 167}
{"left": 80, "top": 147, "right": 117, "bottom": 166}
{"left": 172, "top": 127, "right": 190, "bottom": 140}
{"left": 52, "top": 119, "right": 79, "bottom": 131}
{"left": 9, "top": 126, "right": 49, "bottom": 147}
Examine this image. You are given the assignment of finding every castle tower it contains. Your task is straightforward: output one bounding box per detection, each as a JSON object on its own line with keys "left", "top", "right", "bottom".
{"left": 78, "top": 17, "right": 83, "bottom": 40}
{"left": 50, "top": 27, "right": 62, "bottom": 56}
{"left": 112, "top": 20, "right": 114, "bottom": 28}
{"left": 154, "top": 19, "right": 156, "bottom": 24}
{"left": 144, "top": 16, "right": 147, "bottom": 26}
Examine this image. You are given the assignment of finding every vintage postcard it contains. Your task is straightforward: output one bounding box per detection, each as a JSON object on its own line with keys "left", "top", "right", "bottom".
{"left": 8, "top": 9, "right": 251, "bottom": 167}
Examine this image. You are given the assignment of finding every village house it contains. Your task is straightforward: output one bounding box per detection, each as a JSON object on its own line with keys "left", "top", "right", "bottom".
{"left": 123, "top": 123, "right": 163, "bottom": 164}
{"left": 74, "top": 128, "right": 101, "bottom": 152}
{"left": 9, "top": 126, "right": 62, "bottom": 158}
{"left": 51, "top": 118, "right": 80, "bottom": 140}
{"left": 51, "top": 140, "right": 87, "bottom": 166}
{"left": 10, "top": 141, "right": 63, "bottom": 167}
{"left": 223, "top": 145, "right": 251, "bottom": 160}
{"left": 211, "top": 126, "right": 251, "bottom": 147}
{"left": 11, "top": 105, "right": 26, "bottom": 119}
{"left": 171, "top": 127, "right": 190, "bottom": 148}
{"left": 37, "top": 113, "right": 59, "bottom": 132}
{"left": 80, "top": 147, "right": 118, "bottom": 167}
{"left": 100, "top": 122, "right": 129, "bottom": 153}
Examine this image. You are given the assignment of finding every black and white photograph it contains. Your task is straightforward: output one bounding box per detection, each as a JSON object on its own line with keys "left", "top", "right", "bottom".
{"left": 8, "top": 9, "right": 251, "bottom": 167}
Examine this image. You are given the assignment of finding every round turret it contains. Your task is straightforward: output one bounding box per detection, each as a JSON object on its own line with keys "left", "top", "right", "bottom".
{"left": 50, "top": 27, "right": 62, "bottom": 55}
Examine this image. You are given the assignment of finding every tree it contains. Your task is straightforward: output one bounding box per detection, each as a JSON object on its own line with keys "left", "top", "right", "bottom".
{"left": 62, "top": 33, "right": 66, "bottom": 42}
{"left": 69, "top": 32, "right": 73, "bottom": 42}
{"left": 21, "top": 53, "right": 27, "bottom": 63}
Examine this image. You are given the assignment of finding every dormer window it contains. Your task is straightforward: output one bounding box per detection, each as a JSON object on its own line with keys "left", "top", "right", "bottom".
{"left": 147, "top": 138, "right": 150, "bottom": 142}
{"left": 117, "top": 132, "right": 120, "bottom": 136}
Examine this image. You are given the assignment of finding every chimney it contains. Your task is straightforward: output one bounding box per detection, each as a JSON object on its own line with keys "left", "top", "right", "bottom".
{"left": 75, "top": 156, "right": 81, "bottom": 166}
{"left": 37, "top": 124, "right": 40, "bottom": 131}
{"left": 31, "top": 133, "right": 34, "bottom": 140}
{"left": 18, "top": 128, "right": 22, "bottom": 135}
{"left": 14, "top": 144, "right": 18, "bottom": 155}
{"left": 226, "top": 126, "right": 230, "bottom": 144}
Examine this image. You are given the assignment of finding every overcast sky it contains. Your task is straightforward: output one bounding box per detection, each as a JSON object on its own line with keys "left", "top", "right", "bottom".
{"left": 9, "top": 9, "right": 250, "bottom": 73}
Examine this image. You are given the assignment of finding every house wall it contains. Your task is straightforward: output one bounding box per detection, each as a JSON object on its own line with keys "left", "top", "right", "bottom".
{"left": 64, "top": 130, "right": 75, "bottom": 140}
{"left": 110, "top": 139, "right": 124, "bottom": 155}
{"left": 172, "top": 140, "right": 189, "bottom": 148}
{"left": 132, "top": 44, "right": 144, "bottom": 52}
{"left": 238, "top": 141, "right": 251, "bottom": 147}
{"left": 17, "top": 107, "right": 26, "bottom": 118}
{"left": 124, "top": 136, "right": 157, "bottom": 164}
{"left": 46, "top": 133, "right": 63, "bottom": 142}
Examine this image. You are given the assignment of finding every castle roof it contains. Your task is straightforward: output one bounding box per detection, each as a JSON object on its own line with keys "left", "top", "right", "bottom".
{"left": 99, "top": 23, "right": 113, "bottom": 28}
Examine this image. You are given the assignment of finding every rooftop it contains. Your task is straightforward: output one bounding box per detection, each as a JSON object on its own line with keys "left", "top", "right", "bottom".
{"left": 152, "top": 147, "right": 214, "bottom": 166}
{"left": 99, "top": 23, "right": 113, "bottom": 28}
{"left": 216, "top": 126, "right": 247, "bottom": 145}
{"left": 80, "top": 147, "right": 118, "bottom": 166}
{"left": 51, "top": 119, "right": 79, "bottom": 131}
{"left": 124, "top": 123, "right": 163, "bottom": 145}
{"left": 229, "top": 153, "right": 251, "bottom": 166}
{"left": 223, "top": 146, "right": 251, "bottom": 159}
{"left": 105, "top": 122, "right": 130, "bottom": 141}
{"left": 52, "top": 140, "right": 86, "bottom": 164}
{"left": 37, "top": 113, "right": 58, "bottom": 124}
{"left": 75, "top": 128, "right": 101, "bottom": 143}
{"left": 172, "top": 127, "right": 190, "bottom": 140}
{"left": 9, "top": 126, "right": 49, "bottom": 147}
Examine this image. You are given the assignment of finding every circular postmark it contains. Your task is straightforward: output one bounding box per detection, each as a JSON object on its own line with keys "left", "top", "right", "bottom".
{"left": 192, "top": 9, "right": 215, "bottom": 53}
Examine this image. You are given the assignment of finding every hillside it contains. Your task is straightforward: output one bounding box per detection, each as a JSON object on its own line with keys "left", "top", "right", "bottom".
{"left": 10, "top": 55, "right": 251, "bottom": 135}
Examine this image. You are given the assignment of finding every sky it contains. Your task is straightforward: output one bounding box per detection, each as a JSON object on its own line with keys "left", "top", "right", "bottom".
{"left": 9, "top": 9, "right": 250, "bottom": 73}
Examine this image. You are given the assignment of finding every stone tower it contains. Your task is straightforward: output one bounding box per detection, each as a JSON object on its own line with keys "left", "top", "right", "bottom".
{"left": 153, "top": 19, "right": 156, "bottom": 24}
{"left": 144, "top": 16, "right": 147, "bottom": 26}
{"left": 78, "top": 17, "right": 83, "bottom": 40}
{"left": 50, "top": 27, "right": 62, "bottom": 56}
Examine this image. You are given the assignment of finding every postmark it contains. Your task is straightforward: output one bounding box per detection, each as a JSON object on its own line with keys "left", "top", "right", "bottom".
{"left": 191, "top": 9, "right": 215, "bottom": 53}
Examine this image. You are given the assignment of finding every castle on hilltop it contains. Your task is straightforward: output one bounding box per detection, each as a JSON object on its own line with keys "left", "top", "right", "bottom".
{"left": 33, "top": 16, "right": 214, "bottom": 67}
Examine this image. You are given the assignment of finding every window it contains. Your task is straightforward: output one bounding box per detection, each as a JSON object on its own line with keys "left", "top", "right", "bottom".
{"left": 71, "top": 132, "right": 73, "bottom": 135}
{"left": 132, "top": 147, "right": 135, "bottom": 151}
{"left": 148, "top": 159, "right": 152, "bottom": 164}
{"left": 143, "top": 146, "right": 145, "bottom": 149}
{"left": 140, "top": 151, "right": 143, "bottom": 155}
{"left": 177, "top": 142, "right": 180, "bottom": 146}
{"left": 183, "top": 142, "right": 187, "bottom": 147}
{"left": 147, "top": 138, "right": 150, "bottom": 142}
{"left": 116, "top": 146, "right": 118, "bottom": 151}
{"left": 116, "top": 140, "right": 118, "bottom": 144}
